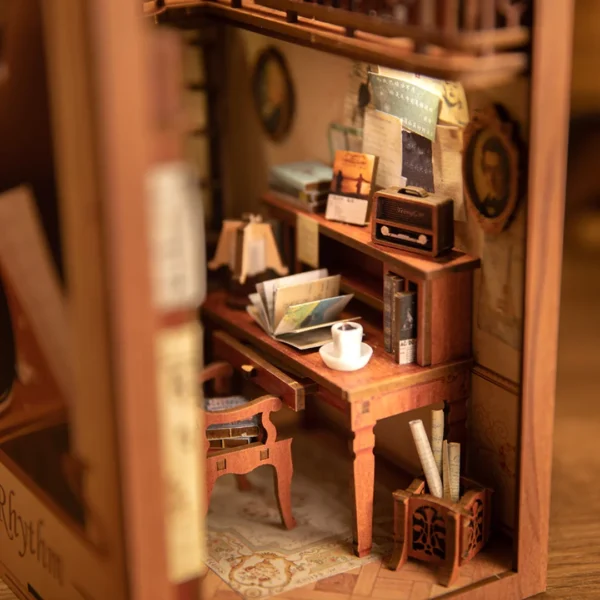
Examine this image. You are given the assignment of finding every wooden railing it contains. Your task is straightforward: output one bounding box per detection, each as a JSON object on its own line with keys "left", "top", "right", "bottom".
{"left": 144, "top": 0, "right": 530, "bottom": 86}
{"left": 254, "top": 0, "right": 530, "bottom": 53}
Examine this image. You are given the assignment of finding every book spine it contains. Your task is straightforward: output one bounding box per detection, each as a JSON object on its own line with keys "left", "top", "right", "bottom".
{"left": 389, "top": 276, "right": 404, "bottom": 354}
{"left": 147, "top": 161, "right": 205, "bottom": 582}
{"left": 269, "top": 170, "right": 331, "bottom": 193}
{"left": 269, "top": 186, "right": 327, "bottom": 213}
{"left": 269, "top": 179, "right": 329, "bottom": 200}
{"left": 393, "top": 290, "right": 417, "bottom": 364}
{"left": 383, "top": 274, "right": 393, "bottom": 353}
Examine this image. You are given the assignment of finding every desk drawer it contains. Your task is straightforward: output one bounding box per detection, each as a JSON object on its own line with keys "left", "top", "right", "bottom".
{"left": 212, "top": 330, "right": 316, "bottom": 411}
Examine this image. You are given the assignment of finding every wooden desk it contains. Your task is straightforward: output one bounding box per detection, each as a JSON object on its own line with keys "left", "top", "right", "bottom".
{"left": 202, "top": 291, "right": 472, "bottom": 558}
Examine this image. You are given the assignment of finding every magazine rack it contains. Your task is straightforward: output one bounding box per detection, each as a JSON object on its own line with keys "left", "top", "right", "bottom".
{"left": 388, "top": 476, "right": 493, "bottom": 587}
{"left": 0, "top": 1, "right": 574, "bottom": 599}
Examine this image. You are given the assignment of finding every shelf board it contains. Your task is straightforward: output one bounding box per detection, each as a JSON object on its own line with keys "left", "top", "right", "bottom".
{"left": 202, "top": 290, "right": 471, "bottom": 403}
{"left": 263, "top": 191, "right": 480, "bottom": 281}
{"left": 150, "top": 0, "right": 528, "bottom": 88}
{"left": 0, "top": 384, "right": 67, "bottom": 446}
{"left": 339, "top": 270, "right": 383, "bottom": 312}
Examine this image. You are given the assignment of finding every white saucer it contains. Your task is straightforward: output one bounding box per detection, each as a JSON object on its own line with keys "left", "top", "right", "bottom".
{"left": 319, "top": 342, "right": 373, "bottom": 372}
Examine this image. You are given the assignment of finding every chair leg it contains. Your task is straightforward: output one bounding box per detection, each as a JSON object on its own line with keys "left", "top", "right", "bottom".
{"left": 273, "top": 440, "right": 296, "bottom": 530}
{"left": 236, "top": 474, "right": 252, "bottom": 491}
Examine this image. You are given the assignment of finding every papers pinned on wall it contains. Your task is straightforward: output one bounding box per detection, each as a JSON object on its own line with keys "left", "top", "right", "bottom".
{"left": 329, "top": 123, "right": 363, "bottom": 163}
{"left": 401, "top": 130, "right": 434, "bottom": 192}
{"left": 369, "top": 73, "right": 440, "bottom": 141}
{"left": 362, "top": 109, "right": 403, "bottom": 189}
{"left": 433, "top": 125, "right": 466, "bottom": 221}
{"left": 377, "top": 67, "right": 469, "bottom": 128}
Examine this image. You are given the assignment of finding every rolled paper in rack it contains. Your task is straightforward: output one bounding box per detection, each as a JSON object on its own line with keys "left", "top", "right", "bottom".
{"left": 442, "top": 439, "right": 452, "bottom": 500}
{"left": 431, "top": 409, "right": 444, "bottom": 476}
{"left": 449, "top": 442, "right": 461, "bottom": 502}
{"left": 409, "top": 419, "right": 443, "bottom": 498}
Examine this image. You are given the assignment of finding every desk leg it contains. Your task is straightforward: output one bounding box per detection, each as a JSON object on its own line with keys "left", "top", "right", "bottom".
{"left": 351, "top": 425, "right": 375, "bottom": 558}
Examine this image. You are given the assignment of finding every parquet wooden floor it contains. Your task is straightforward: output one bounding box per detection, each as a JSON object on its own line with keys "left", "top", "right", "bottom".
{"left": 199, "top": 538, "right": 512, "bottom": 600}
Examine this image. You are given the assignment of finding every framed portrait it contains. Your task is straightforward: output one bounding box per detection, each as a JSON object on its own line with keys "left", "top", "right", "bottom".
{"left": 252, "top": 47, "right": 295, "bottom": 142}
{"left": 463, "top": 104, "right": 522, "bottom": 234}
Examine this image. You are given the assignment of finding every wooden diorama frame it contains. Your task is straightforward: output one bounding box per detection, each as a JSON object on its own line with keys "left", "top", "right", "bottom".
{"left": 0, "top": 1, "right": 573, "bottom": 600}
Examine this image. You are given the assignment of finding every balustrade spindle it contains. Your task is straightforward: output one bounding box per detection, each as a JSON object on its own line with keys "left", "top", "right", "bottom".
{"left": 463, "top": 0, "right": 479, "bottom": 30}
{"left": 415, "top": 0, "right": 434, "bottom": 53}
{"left": 480, "top": 0, "right": 496, "bottom": 54}
{"left": 442, "top": 0, "right": 459, "bottom": 35}
{"left": 419, "top": 0, "right": 435, "bottom": 28}
{"left": 497, "top": 0, "right": 526, "bottom": 27}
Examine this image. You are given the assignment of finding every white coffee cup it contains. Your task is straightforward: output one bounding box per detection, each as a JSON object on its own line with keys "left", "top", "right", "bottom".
{"left": 331, "top": 322, "right": 363, "bottom": 363}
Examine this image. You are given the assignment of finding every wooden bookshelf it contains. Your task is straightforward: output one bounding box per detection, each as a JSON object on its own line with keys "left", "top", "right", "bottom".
{"left": 338, "top": 268, "right": 383, "bottom": 312}
{"left": 262, "top": 191, "right": 480, "bottom": 281}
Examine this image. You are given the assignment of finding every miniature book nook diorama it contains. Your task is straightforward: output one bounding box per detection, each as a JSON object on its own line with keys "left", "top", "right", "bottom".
{"left": 0, "top": 1, "right": 571, "bottom": 600}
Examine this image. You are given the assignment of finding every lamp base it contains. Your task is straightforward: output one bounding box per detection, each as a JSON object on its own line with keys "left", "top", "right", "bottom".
{"left": 226, "top": 271, "right": 275, "bottom": 310}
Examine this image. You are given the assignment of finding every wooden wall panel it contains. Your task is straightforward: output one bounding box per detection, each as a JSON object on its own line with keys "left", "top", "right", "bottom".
{"left": 468, "top": 375, "right": 519, "bottom": 532}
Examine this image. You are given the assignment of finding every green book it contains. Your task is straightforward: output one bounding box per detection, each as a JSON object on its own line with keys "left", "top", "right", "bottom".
{"left": 270, "top": 161, "right": 333, "bottom": 192}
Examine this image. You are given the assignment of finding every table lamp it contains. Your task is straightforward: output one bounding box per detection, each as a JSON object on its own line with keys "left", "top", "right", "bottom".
{"left": 208, "top": 214, "right": 288, "bottom": 308}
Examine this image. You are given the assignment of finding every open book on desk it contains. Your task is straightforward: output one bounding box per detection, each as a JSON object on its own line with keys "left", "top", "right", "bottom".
{"left": 246, "top": 268, "right": 358, "bottom": 350}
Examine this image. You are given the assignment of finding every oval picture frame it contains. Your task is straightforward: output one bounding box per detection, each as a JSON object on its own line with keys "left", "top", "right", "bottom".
{"left": 463, "top": 104, "right": 522, "bottom": 235}
{"left": 252, "top": 47, "right": 295, "bottom": 143}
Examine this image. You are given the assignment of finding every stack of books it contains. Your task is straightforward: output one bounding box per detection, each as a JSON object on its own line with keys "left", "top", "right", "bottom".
{"left": 268, "top": 160, "right": 333, "bottom": 213}
{"left": 205, "top": 395, "right": 260, "bottom": 449}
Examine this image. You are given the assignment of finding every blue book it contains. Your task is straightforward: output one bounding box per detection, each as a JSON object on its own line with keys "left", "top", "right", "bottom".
{"left": 270, "top": 161, "right": 333, "bottom": 192}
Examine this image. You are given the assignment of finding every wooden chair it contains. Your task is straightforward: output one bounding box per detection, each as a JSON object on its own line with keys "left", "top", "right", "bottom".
{"left": 200, "top": 361, "right": 296, "bottom": 530}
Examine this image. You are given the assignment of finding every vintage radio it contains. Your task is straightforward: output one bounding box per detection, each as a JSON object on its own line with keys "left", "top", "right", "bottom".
{"left": 371, "top": 186, "right": 454, "bottom": 257}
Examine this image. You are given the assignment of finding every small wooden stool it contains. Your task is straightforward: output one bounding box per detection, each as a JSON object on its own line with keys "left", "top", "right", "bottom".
{"left": 388, "top": 477, "right": 492, "bottom": 586}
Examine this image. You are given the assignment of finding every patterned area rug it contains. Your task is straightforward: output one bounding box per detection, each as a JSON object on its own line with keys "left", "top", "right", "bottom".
{"left": 206, "top": 435, "right": 394, "bottom": 599}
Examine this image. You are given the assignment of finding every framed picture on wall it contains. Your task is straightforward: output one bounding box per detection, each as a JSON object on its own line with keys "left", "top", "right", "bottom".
{"left": 252, "top": 46, "right": 295, "bottom": 142}
{"left": 463, "top": 104, "right": 523, "bottom": 234}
